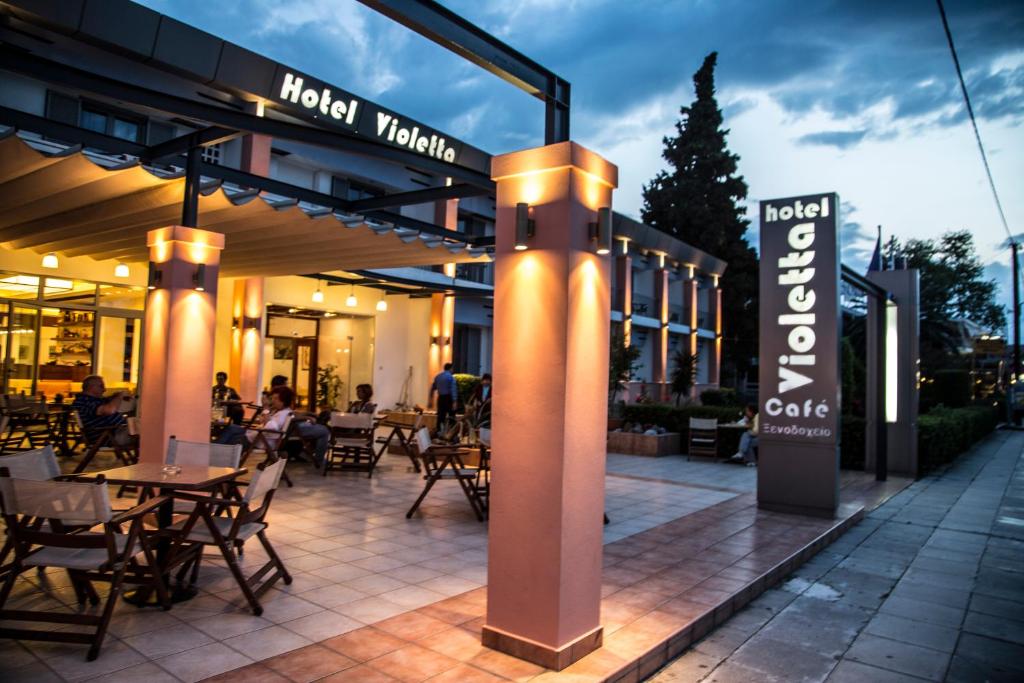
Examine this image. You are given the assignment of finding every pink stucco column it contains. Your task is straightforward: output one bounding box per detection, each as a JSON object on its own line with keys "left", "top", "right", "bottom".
{"left": 139, "top": 227, "right": 224, "bottom": 463}
{"left": 229, "top": 277, "right": 265, "bottom": 403}
{"left": 653, "top": 267, "right": 670, "bottom": 401}
{"left": 483, "top": 142, "right": 618, "bottom": 670}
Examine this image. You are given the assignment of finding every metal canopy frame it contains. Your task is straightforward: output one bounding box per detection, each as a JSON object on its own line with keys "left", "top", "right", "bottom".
{"left": 0, "top": 90, "right": 494, "bottom": 247}
{"left": 358, "top": 0, "right": 571, "bottom": 144}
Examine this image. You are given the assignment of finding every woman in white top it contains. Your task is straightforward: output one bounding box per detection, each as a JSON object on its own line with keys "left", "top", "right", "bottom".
{"left": 217, "top": 386, "right": 294, "bottom": 452}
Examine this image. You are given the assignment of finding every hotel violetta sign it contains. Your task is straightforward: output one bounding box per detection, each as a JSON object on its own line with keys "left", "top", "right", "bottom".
{"left": 758, "top": 192, "right": 841, "bottom": 450}
{"left": 269, "top": 69, "right": 481, "bottom": 172}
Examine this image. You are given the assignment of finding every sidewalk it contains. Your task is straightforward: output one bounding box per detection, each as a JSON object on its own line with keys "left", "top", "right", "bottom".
{"left": 651, "top": 429, "right": 1024, "bottom": 682}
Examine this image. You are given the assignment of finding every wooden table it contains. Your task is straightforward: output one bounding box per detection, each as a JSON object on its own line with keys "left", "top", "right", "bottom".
{"left": 76, "top": 463, "right": 247, "bottom": 605}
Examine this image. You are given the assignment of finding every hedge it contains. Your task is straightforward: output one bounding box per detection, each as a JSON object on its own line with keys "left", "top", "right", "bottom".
{"left": 918, "top": 405, "right": 998, "bottom": 473}
{"left": 622, "top": 404, "right": 998, "bottom": 471}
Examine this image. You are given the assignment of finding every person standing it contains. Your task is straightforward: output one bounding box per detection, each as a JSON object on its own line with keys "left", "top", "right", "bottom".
{"left": 430, "top": 362, "right": 458, "bottom": 435}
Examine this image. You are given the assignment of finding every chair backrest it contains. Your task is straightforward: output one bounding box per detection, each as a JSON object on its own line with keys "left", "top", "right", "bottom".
{"left": 0, "top": 414, "right": 8, "bottom": 435}
{"left": 478, "top": 427, "right": 491, "bottom": 447}
{"left": 126, "top": 416, "right": 141, "bottom": 437}
{"left": 0, "top": 445, "right": 60, "bottom": 481}
{"left": 329, "top": 412, "right": 374, "bottom": 430}
{"left": 689, "top": 418, "right": 718, "bottom": 431}
{"left": 71, "top": 409, "right": 86, "bottom": 431}
{"left": 166, "top": 437, "right": 242, "bottom": 468}
{"left": 243, "top": 457, "right": 286, "bottom": 509}
{"left": 0, "top": 476, "right": 111, "bottom": 524}
{"left": 415, "top": 427, "right": 433, "bottom": 455}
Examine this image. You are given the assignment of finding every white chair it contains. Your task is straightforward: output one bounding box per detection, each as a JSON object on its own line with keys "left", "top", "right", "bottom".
{"left": 166, "top": 437, "right": 242, "bottom": 468}
{"left": 0, "top": 472, "right": 169, "bottom": 660}
{"left": 688, "top": 417, "right": 719, "bottom": 460}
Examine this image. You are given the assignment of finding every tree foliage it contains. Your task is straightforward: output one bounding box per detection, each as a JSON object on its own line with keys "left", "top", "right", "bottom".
{"left": 670, "top": 349, "right": 698, "bottom": 406}
{"left": 886, "top": 230, "right": 1005, "bottom": 372}
{"left": 609, "top": 328, "right": 641, "bottom": 403}
{"left": 641, "top": 52, "right": 758, "bottom": 383}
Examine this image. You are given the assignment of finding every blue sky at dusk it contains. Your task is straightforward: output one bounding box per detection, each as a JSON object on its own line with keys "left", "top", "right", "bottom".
{"left": 138, "top": 0, "right": 1023, "bottom": 313}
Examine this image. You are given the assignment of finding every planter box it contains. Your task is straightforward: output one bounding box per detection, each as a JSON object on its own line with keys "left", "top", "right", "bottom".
{"left": 608, "top": 431, "right": 681, "bottom": 457}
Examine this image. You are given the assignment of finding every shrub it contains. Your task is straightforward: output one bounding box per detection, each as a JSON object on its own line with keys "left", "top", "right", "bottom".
{"left": 699, "top": 388, "right": 740, "bottom": 406}
{"left": 453, "top": 373, "right": 480, "bottom": 409}
{"left": 918, "top": 405, "right": 998, "bottom": 472}
{"left": 621, "top": 403, "right": 744, "bottom": 456}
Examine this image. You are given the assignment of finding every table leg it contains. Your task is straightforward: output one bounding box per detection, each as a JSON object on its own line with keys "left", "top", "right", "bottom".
{"left": 123, "top": 489, "right": 198, "bottom": 607}
{"left": 406, "top": 453, "right": 451, "bottom": 518}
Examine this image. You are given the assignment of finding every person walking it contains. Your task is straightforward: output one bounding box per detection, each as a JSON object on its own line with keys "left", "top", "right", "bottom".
{"left": 430, "top": 362, "right": 458, "bottom": 436}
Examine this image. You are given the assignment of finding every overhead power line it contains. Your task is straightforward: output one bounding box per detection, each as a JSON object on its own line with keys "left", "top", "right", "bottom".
{"left": 935, "top": 0, "right": 1014, "bottom": 246}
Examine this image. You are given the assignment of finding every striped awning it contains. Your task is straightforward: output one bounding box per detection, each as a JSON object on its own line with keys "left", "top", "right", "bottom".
{"left": 0, "top": 130, "right": 488, "bottom": 277}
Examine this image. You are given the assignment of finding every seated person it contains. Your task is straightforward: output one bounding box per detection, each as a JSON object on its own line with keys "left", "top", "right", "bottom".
{"left": 261, "top": 374, "right": 290, "bottom": 410}
{"left": 212, "top": 371, "right": 244, "bottom": 424}
{"left": 261, "top": 375, "right": 331, "bottom": 468}
{"left": 72, "top": 375, "right": 131, "bottom": 446}
{"left": 218, "top": 385, "right": 295, "bottom": 453}
{"left": 728, "top": 404, "right": 759, "bottom": 467}
{"left": 347, "top": 384, "right": 377, "bottom": 414}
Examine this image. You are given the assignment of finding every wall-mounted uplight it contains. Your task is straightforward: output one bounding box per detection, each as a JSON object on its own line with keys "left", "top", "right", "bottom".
{"left": 589, "top": 207, "right": 612, "bottom": 255}
{"left": 231, "top": 318, "right": 240, "bottom": 330}
{"left": 345, "top": 284, "right": 357, "bottom": 308}
{"left": 514, "top": 202, "right": 535, "bottom": 251}
{"left": 376, "top": 293, "right": 388, "bottom": 312}
{"left": 192, "top": 263, "right": 206, "bottom": 292}
{"left": 431, "top": 336, "right": 440, "bottom": 346}
{"left": 147, "top": 262, "right": 163, "bottom": 290}
{"left": 42, "top": 252, "right": 59, "bottom": 269}
{"left": 312, "top": 280, "right": 324, "bottom": 304}
{"left": 114, "top": 262, "right": 130, "bottom": 278}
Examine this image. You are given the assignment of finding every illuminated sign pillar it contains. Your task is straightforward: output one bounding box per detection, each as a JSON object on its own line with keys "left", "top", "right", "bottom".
{"left": 865, "top": 269, "right": 920, "bottom": 476}
{"left": 485, "top": 142, "right": 617, "bottom": 670}
{"left": 758, "top": 193, "right": 841, "bottom": 516}
{"left": 140, "top": 227, "right": 224, "bottom": 464}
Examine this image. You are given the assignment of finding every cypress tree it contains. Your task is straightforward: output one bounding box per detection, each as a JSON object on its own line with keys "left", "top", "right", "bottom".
{"left": 642, "top": 52, "right": 759, "bottom": 384}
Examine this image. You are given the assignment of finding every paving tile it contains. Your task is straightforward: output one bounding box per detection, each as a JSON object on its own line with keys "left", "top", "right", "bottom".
{"left": 154, "top": 642, "right": 254, "bottom": 683}
{"left": 3, "top": 661, "right": 64, "bottom": 683}
{"left": 86, "top": 661, "right": 181, "bottom": 683}
{"left": 280, "top": 608, "right": 364, "bottom": 641}
{"left": 878, "top": 595, "right": 965, "bottom": 628}
{"left": 728, "top": 634, "right": 840, "bottom": 682}
{"left": 369, "top": 643, "right": 460, "bottom": 682}
{"left": 222, "top": 624, "right": 311, "bottom": 661}
{"left": 202, "top": 662, "right": 290, "bottom": 682}
{"left": 374, "top": 610, "right": 453, "bottom": 641}
{"left": 319, "top": 663, "right": 400, "bottom": 682}
{"left": 322, "top": 626, "right": 411, "bottom": 662}
{"left": 262, "top": 643, "right": 356, "bottom": 682}
{"left": 333, "top": 596, "right": 410, "bottom": 624}
{"left": 845, "top": 633, "right": 950, "bottom": 681}
{"left": 45, "top": 640, "right": 146, "bottom": 682}
{"left": 864, "top": 613, "right": 960, "bottom": 653}
{"left": 954, "top": 633, "right": 1024, "bottom": 676}
{"left": 826, "top": 659, "right": 928, "bottom": 682}
{"left": 469, "top": 646, "right": 547, "bottom": 680}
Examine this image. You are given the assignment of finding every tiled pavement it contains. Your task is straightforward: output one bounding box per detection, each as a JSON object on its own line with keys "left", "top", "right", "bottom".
{"left": 651, "top": 428, "right": 1024, "bottom": 683}
{"left": 1, "top": 450, "right": 751, "bottom": 682}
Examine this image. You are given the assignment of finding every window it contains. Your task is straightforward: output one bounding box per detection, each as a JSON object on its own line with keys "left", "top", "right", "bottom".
{"left": 453, "top": 324, "right": 482, "bottom": 376}
{"left": 78, "top": 103, "right": 145, "bottom": 143}
{"left": 331, "top": 176, "right": 384, "bottom": 202}
{"left": 201, "top": 143, "right": 222, "bottom": 165}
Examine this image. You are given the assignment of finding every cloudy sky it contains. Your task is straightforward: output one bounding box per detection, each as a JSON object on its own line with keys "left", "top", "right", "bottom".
{"left": 139, "top": 0, "right": 1022, "bottom": 307}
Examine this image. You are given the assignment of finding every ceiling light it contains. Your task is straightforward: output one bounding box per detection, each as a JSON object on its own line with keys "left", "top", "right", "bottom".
{"left": 376, "top": 293, "right": 388, "bottom": 312}
{"left": 114, "top": 263, "right": 130, "bottom": 278}
{"left": 312, "top": 280, "right": 324, "bottom": 303}
{"left": 346, "top": 284, "right": 357, "bottom": 308}
{"left": 42, "top": 253, "right": 59, "bottom": 269}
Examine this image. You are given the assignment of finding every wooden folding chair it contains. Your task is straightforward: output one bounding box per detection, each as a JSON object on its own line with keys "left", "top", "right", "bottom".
{"left": 375, "top": 413, "right": 423, "bottom": 473}
{"left": 0, "top": 471, "right": 170, "bottom": 661}
{"left": 324, "top": 412, "right": 379, "bottom": 477}
{"left": 166, "top": 457, "right": 292, "bottom": 615}
{"left": 69, "top": 411, "right": 134, "bottom": 474}
{"left": 406, "top": 428, "right": 487, "bottom": 522}
{"left": 688, "top": 417, "right": 719, "bottom": 460}
{"left": 0, "top": 446, "right": 63, "bottom": 577}
{"left": 0, "top": 415, "right": 25, "bottom": 455}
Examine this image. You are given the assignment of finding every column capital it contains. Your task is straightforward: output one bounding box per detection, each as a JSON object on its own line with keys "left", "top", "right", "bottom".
{"left": 491, "top": 141, "right": 618, "bottom": 189}
{"left": 146, "top": 226, "right": 226, "bottom": 251}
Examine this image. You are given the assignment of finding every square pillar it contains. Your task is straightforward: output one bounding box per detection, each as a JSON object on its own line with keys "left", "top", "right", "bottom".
{"left": 484, "top": 142, "right": 617, "bottom": 670}
{"left": 428, "top": 195, "right": 458, "bottom": 385}
{"left": 229, "top": 277, "right": 265, "bottom": 403}
{"left": 684, "top": 272, "right": 698, "bottom": 396}
{"left": 653, "top": 267, "right": 670, "bottom": 400}
{"left": 709, "top": 278, "right": 722, "bottom": 386}
{"left": 140, "top": 227, "right": 224, "bottom": 464}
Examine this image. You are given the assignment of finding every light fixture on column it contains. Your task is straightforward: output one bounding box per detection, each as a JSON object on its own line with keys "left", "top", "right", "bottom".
{"left": 41, "top": 252, "right": 59, "bottom": 269}
{"left": 346, "top": 284, "right": 357, "bottom": 307}
{"left": 114, "top": 262, "right": 130, "bottom": 278}
{"left": 589, "top": 207, "right": 612, "bottom": 255}
{"left": 376, "top": 292, "right": 388, "bottom": 312}
{"left": 147, "top": 262, "right": 163, "bottom": 290}
{"left": 312, "top": 280, "right": 324, "bottom": 303}
{"left": 514, "top": 202, "right": 535, "bottom": 251}
{"left": 192, "top": 263, "right": 206, "bottom": 292}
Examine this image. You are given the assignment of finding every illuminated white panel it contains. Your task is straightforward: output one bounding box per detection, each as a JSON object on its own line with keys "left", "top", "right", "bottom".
{"left": 886, "top": 302, "right": 899, "bottom": 423}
